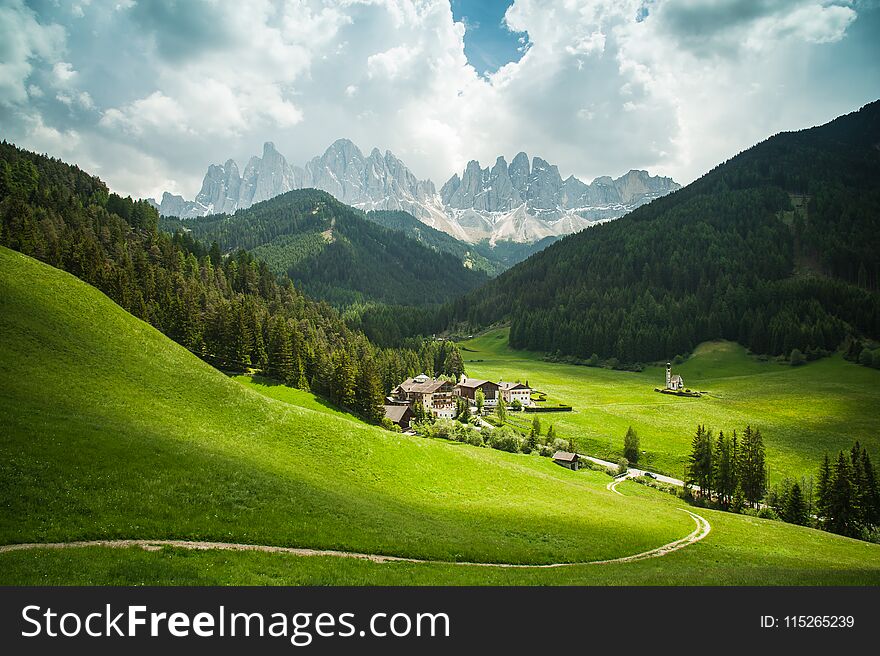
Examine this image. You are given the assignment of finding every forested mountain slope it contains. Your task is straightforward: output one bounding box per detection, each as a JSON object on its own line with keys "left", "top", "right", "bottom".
{"left": 447, "top": 101, "right": 880, "bottom": 363}
{"left": 0, "top": 142, "right": 465, "bottom": 419}
{"left": 162, "top": 191, "right": 489, "bottom": 307}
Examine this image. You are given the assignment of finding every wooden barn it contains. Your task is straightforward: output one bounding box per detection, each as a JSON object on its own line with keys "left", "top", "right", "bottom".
{"left": 552, "top": 451, "right": 580, "bottom": 471}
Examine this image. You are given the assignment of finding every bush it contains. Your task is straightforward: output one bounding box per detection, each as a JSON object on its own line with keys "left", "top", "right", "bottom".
{"left": 757, "top": 507, "right": 779, "bottom": 520}
{"left": 874, "top": 350, "right": 880, "bottom": 369}
{"left": 511, "top": 399, "right": 523, "bottom": 411}
{"left": 859, "top": 347, "right": 873, "bottom": 367}
{"left": 488, "top": 427, "right": 522, "bottom": 453}
{"left": 429, "top": 419, "right": 455, "bottom": 440}
{"left": 789, "top": 348, "right": 806, "bottom": 366}
{"left": 551, "top": 438, "right": 568, "bottom": 453}
{"left": 617, "top": 458, "right": 628, "bottom": 475}
{"left": 539, "top": 444, "right": 554, "bottom": 457}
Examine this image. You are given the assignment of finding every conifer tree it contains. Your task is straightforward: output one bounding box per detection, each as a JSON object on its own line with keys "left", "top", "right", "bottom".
{"left": 713, "top": 430, "right": 736, "bottom": 509}
{"left": 816, "top": 453, "right": 832, "bottom": 524}
{"left": 784, "top": 482, "right": 808, "bottom": 525}
{"left": 687, "top": 424, "right": 713, "bottom": 499}
{"left": 530, "top": 416, "right": 542, "bottom": 442}
{"left": 623, "top": 426, "right": 640, "bottom": 464}
{"left": 827, "top": 452, "right": 856, "bottom": 537}
{"left": 495, "top": 398, "right": 507, "bottom": 423}
{"left": 739, "top": 425, "right": 767, "bottom": 507}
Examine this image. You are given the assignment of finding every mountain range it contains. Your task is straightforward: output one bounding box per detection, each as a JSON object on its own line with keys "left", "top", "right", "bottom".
{"left": 151, "top": 140, "right": 680, "bottom": 244}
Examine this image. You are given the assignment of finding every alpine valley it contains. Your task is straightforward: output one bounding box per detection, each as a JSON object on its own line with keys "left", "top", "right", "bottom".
{"left": 150, "top": 139, "right": 680, "bottom": 244}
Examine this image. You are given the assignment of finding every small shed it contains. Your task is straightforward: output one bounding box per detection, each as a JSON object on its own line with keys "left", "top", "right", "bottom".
{"left": 552, "top": 451, "right": 580, "bottom": 471}
{"left": 383, "top": 404, "right": 414, "bottom": 430}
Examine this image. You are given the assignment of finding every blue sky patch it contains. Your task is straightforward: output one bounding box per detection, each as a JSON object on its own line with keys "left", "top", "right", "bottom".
{"left": 451, "top": 0, "right": 529, "bottom": 77}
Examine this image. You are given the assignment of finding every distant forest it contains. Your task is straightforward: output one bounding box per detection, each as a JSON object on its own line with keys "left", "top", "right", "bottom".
{"left": 0, "top": 142, "right": 466, "bottom": 421}
{"left": 444, "top": 101, "right": 880, "bottom": 364}
{"left": 161, "top": 191, "right": 488, "bottom": 307}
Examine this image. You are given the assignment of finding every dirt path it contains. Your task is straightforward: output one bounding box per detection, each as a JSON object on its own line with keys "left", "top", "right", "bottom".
{"left": 0, "top": 509, "right": 710, "bottom": 568}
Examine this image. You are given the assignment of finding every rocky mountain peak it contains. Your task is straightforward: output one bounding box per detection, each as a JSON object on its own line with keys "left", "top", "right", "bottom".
{"left": 155, "top": 140, "right": 679, "bottom": 243}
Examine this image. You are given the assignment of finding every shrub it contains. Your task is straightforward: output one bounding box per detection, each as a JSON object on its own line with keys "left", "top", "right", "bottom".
{"left": 430, "top": 419, "right": 455, "bottom": 440}
{"left": 757, "top": 507, "right": 779, "bottom": 521}
{"left": 551, "top": 438, "right": 569, "bottom": 453}
{"left": 488, "top": 427, "right": 522, "bottom": 453}
{"left": 539, "top": 444, "right": 554, "bottom": 457}
{"left": 617, "top": 458, "right": 628, "bottom": 475}
{"left": 511, "top": 399, "right": 523, "bottom": 411}
{"left": 789, "top": 348, "right": 806, "bottom": 366}
{"left": 859, "top": 347, "right": 873, "bottom": 367}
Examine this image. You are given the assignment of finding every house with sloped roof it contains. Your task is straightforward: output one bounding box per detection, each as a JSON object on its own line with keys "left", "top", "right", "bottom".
{"left": 454, "top": 376, "right": 500, "bottom": 405}
{"left": 498, "top": 381, "right": 532, "bottom": 406}
{"left": 383, "top": 404, "right": 414, "bottom": 430}
{"left": 391, "top": 374, "right": 456, "bottom": 419}
{"left": 552, "top": 451, "right": 580, "bottom": 471}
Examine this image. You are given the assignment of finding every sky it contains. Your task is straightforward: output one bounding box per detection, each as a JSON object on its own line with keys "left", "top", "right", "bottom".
{"left": 1, "top": 0, "right": 878, "bottom": 201}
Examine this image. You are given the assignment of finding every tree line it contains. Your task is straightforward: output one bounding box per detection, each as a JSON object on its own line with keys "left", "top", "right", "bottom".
{"left": 0, "top": 141, "right": 465, "bottom": 422}
{"left": 678, "top": 419, "right": 880, "bottom": 542}
{"left": 685, "top": 424, "right": 768, "bottom": 509}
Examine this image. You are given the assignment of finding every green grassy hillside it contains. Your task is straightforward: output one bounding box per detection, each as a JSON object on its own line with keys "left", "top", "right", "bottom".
{"left": 2, "top": 248, "right": 879, "bottom": 585}
{"left": 460, "top": 328, "right": 880, "bottom": 481}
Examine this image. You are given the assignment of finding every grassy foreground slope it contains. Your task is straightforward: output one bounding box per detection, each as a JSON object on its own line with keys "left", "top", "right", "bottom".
{"left": 461, "top": 328, "right": 880, "bottom": 481}
{"left": 0, "top": 246, "right": 689, "bottom": 563}
{"left": 1, "top": 247, "right": 879, "bottom": 585}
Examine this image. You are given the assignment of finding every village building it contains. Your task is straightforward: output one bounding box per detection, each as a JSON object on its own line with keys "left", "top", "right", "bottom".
{"left": 665, "top": 363, "right": 684, "bottom": 391}
{"left": 455, "top": 376, "right": 500, "bottom": 406}
{"left": 498, "top": 381, "right": 533, "bottom": 407}
{"left": 382, "top": 404, "right": 414, "bottom": 431}
{"left": 552, "top": 451, "right": 580, "bottom": 471}
{"left": 391, "top": 374, "right": 456, "bottom": 419}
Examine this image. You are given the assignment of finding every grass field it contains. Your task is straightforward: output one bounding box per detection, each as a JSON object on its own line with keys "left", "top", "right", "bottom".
{"left": 460, "top": 328, "right": 880, "bottom": 482}
{"left": 1, "top": 246, "right": 879, "bottom": 585}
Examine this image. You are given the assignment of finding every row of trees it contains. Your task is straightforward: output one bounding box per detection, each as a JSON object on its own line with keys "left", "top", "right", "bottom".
{"left": 814, "top": 442, "right": 880, "bottom": 539}
{"left": 0, "top": 141, "right": 466, "bottom": 422}
{"left": 686, "top": 425, "right": 767, "bottom": 509}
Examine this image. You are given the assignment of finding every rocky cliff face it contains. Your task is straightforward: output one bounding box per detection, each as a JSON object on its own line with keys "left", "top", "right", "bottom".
{"left": 153, "top": 141, "right": 680, "bottom": 243}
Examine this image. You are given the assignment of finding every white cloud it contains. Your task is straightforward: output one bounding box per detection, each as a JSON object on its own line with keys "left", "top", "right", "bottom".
{"left": 0, "top": 0, "right": 64, "bottom": 106}
{"left": 0, "top": 0, "right": 875, "bottom": 200}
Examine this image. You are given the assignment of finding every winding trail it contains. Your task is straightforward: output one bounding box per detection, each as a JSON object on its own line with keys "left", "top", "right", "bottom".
{"left": 0, "top": 515, "right": 711, "bottom": 570}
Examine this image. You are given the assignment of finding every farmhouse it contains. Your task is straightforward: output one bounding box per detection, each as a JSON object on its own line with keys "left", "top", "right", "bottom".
{"left": 498, "top": 381, "right": 532, "bottom": 407}
{"left": 382, "top": 404, "right": 414, "bottom": 430}
{"left": 552, "top": 451, "right": 580, "bottom": 471}
{"left": 455, "top": 376, "right": 500, "bottom": 406}
{"left": 665, "top": 363, "right": 684, "bottom": 391}
{"left": 392, "top": 374, "right": 456, "bottom": 419}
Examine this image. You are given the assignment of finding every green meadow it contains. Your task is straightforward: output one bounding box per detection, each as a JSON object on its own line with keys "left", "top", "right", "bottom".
{"left": 1, "top": 247, "right": 879, "bottom": 585}
{"left": 460, "top": 328, "right": 880, "bottom": 482}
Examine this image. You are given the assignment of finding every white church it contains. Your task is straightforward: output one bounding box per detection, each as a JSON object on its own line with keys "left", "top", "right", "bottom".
{"left": 665, "top": 363, "right": 684, "bottom": 391}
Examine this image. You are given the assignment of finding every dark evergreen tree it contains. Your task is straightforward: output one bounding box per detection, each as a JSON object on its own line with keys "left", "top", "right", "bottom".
{"left": 739, "top": 425, "right": 767, "bottom": 507}
{"left": 687, "top": 425, "right": 713, "bottom": 499}
{"left": 784, "top": 482, "right": 808, "bottom": 526}
{"left": 827, "top": 452, "right": 857, "bottom": 537}
{"left": 623, "top": 426, "right": 640, "bottom": 464}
